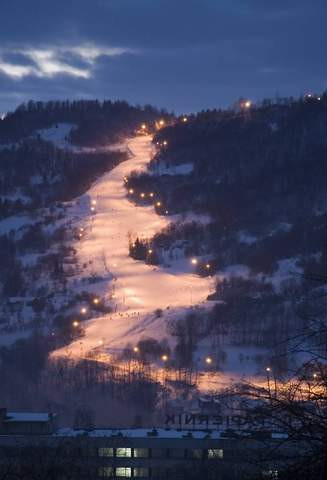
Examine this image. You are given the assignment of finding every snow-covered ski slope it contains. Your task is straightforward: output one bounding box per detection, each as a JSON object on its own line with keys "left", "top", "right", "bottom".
{"left": 55, "top": 136, "right": 211, "bottom": 357}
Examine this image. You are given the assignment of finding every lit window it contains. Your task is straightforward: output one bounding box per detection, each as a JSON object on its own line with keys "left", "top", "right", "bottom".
{"left": 116, "top": 467, "right": 132, "bottom": 477}
{"left": 116, "top": 448, "right": 132, "bottom": 458}
{"left": 98, "top": 466, "right": 114, "bottom": 477}
{"left": 262, "top": 470, "right": 278, "bottom": 479}
{"left": 208, "top": 448, "right": 223, "bottom": 459}
{"left": 190, "top": 449, "right": 203, "bottom": 459}
{"left": 133, "top": 467, "right": 149, "bottom": 477}
{"left": 98, "top": 447, "right": 114, "bottom": 457}
{"left": 133, "top": 448, "right": 149, "bottom": 458}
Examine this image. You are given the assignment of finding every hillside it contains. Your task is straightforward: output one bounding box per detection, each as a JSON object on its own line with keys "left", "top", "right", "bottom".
{"left": 126, "top": 94, "right": 327, "bottom": 372}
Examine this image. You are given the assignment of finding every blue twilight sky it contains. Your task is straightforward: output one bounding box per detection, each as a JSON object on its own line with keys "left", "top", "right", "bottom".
{"left": 0, "top": 0, "right": 326, "bottom": 114}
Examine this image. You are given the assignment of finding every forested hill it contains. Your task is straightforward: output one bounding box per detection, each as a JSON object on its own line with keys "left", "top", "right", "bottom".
{"left": 152, "top": 94, "right": 327, "bottom": 229}
{"left": 0, "top": 99, "right": 169, "bottom": 350}
{"left": 126, "top": 94, "right": 327, "bottom": 351}
{"left": 128, "top": 94, "right": 327, "bottom": 274}
{"left": 0, "top": 99, "right": 172, "bottom": 146}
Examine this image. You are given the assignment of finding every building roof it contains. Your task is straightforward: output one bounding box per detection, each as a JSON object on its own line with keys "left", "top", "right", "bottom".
{"left": 54, "top": 427, "right": 222, "bottom": 439}
{"left": 5, "top": 412, "right": 54, "bottom": 423}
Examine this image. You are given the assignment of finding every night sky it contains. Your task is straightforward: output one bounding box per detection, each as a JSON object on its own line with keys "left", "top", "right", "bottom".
{"left": 1, "top": 0, "right": 326, "bottom": 114}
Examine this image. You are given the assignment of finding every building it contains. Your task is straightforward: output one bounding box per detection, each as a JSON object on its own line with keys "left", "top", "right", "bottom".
{"left": 0, "top": 408, "right": 296, "bottom": 479}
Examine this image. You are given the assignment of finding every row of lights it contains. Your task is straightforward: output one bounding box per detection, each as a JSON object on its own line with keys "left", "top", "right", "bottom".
{"left": 191, "top": 258, "right": 211, "bottom": 270}
{"left": 127, "top": 186, "right": 168, "bottom": 215}
{"left": 133, "top": 346, "right": 213, "bottom": 365}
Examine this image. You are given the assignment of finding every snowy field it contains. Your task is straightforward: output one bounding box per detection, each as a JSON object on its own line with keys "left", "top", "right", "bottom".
{"left": 54, "top": 136, "right": 212, "bottom": 358}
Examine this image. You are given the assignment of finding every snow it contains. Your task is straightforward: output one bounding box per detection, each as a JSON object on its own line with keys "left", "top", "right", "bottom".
{"left": 269, "top": 257, "right": 302, "bottom": 291}
{"left": 35, "top": 123, "right": 127, "bottom": 154}
{"left": 55, "top": 427, "right": 222, "bottom": 439}
{"left": 6, "top": 412, "right": 52, "bottom": 422}
{"left": 36, "top": 123, "right": 76, "bottom": 148}
{"left": 53, "top": 136, "right": 211, "bottom": 358}
{"left": 0, "top": 214, "right": 32, "bottom": 235}
{"left": 151, "top": 162, "right": 194, "bottom": 176}
{"left": 238, "top": 231, "right": 257, "bottom": 245}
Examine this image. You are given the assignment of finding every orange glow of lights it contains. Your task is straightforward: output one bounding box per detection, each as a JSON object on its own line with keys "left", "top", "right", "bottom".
{"left": 98, "top": 339, "right": 104, "bottom": 345}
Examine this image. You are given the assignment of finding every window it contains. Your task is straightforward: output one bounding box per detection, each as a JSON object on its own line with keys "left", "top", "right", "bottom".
{"left": 98, "top": 466, "right": 114, "bottom": 477}
{"left": 133, "top": 448, "right": 149, "bottom": 458}
{"left": 116, "top": 467, "right": 132, "bottom": 477}
{"left": 116, "top": 448, "right": 132, "bottom": 457}
{"left": 169, "top": 448, "right": 185, "bottom": 459}
{"left": 133, "top": 467, "right": 149, "bottom": 477}
{"left": 208, "top": 449, "right": 223, "bottom": 459}
{"left": 151, "top": 468, "right": 166, "bottom": 478}
{"left": 98, "top": 447, "right": 114, "bottom": 457}
{"left": 151, "top": 448, "right": 167, "bottom": 458}
{"left": 190, "top": 449, "right": 203, "bottom": 459}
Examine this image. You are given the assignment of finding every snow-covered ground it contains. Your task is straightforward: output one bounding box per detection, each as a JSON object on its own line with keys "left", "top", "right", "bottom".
{"left": 36, "top": 123, "right": 127, "bottom": 154}
{"left": 54, "top": 136, "right": 212, "bottom": 358}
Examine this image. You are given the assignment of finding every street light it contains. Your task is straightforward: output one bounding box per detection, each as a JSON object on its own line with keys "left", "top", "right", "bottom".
{"left": 156, "top": 201, "right": 161, "bottom": 207}
{"left": 93, "top": 298, "right": 99, "bottom": 305}
{"left": 90, "top": 206, "right": 95, "bottom": 212}
{"left": 182, "top": 117, "right": 187, "bottom": 122}
{"left": 163, "top": 140, "right": 168, "bottom": 146}
{"left": 205, "top": 357, "right": 212, "bottom": 364}
{"left": 161, "top": 354, "right": 168, "bottom": 362}
{"left": 140, "top": 193, "right": 145, "bottom": 198}
{"left": 149, "top": 192, "right": 154, "bottom": 197}
{"left": 91, "top": 199, "right": 97, "bottom": 206}
{"left": 266, "top": 367, "right": 271, "bottom": 372}
{"left": 80, "top": 307, "right": 87, "bottom": 314}
{"left": 148, "top": 249, "right": 153, "bottom": 254}
{"left": 206, "top": 264, "right": 210, "bottom": 269}
{"left": 191, "top": 258, "right": 198, "bottom": 265}
{"left": 133, "top": 346, "right": 139, "bottom": 353}
{"left": 72, "top": 321, "right": 79, "bottom": 328}
{"left": 129, "top": 189, "right": 134, "bottom": 194}
{"left": 141, "top": 124, "right": 146, "bottom": 130}
{"left": 244, "top": 100, "right": 252, "bottom": 108}
{"left": 98, "top": 339, "right": 104, "bottom": 346}
{"left": 159, "top": 119, "right": 165, "bottom": 126}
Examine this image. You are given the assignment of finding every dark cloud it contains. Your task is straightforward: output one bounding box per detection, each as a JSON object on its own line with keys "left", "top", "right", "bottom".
{"left": 0, "top": 0, "right": 326, "bottom": 113}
